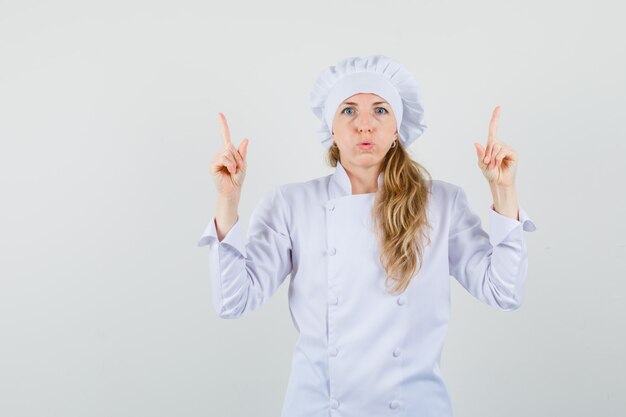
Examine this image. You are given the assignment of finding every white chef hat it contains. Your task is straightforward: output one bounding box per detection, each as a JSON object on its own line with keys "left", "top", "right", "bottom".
{"left": 309, "top": 55, "right": 428, "bottom": 149}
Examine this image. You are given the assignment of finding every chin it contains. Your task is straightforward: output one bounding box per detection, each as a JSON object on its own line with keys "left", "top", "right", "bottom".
{"left": 348, "top": 154, "right": 382, "bottom": 165}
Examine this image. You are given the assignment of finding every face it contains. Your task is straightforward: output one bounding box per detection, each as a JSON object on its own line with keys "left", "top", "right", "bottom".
{"left": 331, "top": 93, "right": 398, "bottom": 170}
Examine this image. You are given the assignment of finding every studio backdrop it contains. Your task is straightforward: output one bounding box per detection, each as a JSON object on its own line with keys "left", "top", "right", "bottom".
{"left": 1, "top": 1, "right": 624, "bottom": 416}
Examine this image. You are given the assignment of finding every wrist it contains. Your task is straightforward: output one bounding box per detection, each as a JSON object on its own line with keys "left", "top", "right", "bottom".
{"left": 489, "top": 183, "right": 519, "bottom": 220}
{"left": 217, "top": 192, "right": 240, "bottom": 205}
{"left": 488, "top": 181, "right": 516, "bottom": 192}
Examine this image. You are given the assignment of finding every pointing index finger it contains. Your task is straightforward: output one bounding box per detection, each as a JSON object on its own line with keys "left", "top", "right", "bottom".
{"left": 218, "top": 112, "right": 232, "bottom": 146}
{"left": 488, "top": 105, "right": 500, "bottom": 144}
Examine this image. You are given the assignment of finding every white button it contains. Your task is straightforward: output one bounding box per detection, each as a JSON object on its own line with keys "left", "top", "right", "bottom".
{"left": 329, "top": 347, "right": 338, "bottom": 357}
{"left": 328, "top": 247, "right": 337, "bottom": 256}
{"left": 396, "top": 297, "right": 405, "bottom": 306}
{"left": 330, "top": 296, "right": 339, "bottom": 305}
{"left": 393, "top": 347, "right": 401, "bottom": 357}
{"left": 330, "top": 398, "right": 340, "bottom": 409}
{"left": 389, "top": 400, "right": 400, "bottom": 409}
{"left": 328, "top": 203, "right": 335, "bottom": 211}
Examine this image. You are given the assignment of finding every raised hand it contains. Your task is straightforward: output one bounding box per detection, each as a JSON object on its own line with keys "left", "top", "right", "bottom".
{"left": 473, "top": 106, "right": 518, "bottom": 188}
{"left": 210, "top": 112, "right": 249, "bottom": 199}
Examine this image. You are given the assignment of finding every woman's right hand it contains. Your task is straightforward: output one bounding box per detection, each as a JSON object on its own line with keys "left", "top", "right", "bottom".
{"left": 210, "top": 112, "right": 249, "bottom": 199}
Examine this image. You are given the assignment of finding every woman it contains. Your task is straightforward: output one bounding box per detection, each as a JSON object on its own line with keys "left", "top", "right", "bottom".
{"left": 198, "top": 55, "right": 536, "bottom": 417}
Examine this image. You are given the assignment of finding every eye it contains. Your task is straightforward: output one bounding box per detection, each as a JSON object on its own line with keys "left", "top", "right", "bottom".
{"left": 341, "top": 107, "right": 355, "bottom": 116}
{"left": 375, "top": 107, "right": 388, "bottom": 114}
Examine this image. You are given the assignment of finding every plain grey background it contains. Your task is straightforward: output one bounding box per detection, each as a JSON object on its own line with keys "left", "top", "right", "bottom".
{"left": 1, "top": 0, "right": 625, "bottom": 416}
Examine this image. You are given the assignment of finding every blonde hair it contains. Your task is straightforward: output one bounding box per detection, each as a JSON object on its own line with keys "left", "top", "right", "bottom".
{"left": 326, "top": 141, "right": 433, "bottom": 295}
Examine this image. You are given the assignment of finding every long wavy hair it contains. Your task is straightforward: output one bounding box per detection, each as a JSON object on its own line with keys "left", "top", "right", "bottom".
{"left": 326, "top": 140, "right": 433, "bottom": 295}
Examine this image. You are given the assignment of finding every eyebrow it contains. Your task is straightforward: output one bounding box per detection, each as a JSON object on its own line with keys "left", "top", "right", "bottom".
{"left": 341, "top": 101, "right": 389, "bottom": 106}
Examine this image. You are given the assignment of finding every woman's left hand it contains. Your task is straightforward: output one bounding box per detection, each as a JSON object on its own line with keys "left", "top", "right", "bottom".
{"left": 474, "top": 106, "right": 518, "bottom": 188}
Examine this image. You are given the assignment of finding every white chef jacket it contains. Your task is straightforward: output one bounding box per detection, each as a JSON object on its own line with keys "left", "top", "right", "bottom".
{"left": 197, "top": 160, "right": 537, "bottom": 417}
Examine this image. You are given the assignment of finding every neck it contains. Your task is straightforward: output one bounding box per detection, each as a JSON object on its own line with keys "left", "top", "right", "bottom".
{"left": 342, "top": 161, "right": 381, "bottom": 195}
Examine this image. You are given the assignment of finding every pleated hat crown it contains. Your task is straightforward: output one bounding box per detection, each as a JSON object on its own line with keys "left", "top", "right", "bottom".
{"left": 309, "top": 55, "right": 427, "bottom": 149}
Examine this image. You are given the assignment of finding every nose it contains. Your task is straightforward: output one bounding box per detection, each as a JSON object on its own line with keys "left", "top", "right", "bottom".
{"left": 355, "top": 112, "right": 373, "bottom": 133}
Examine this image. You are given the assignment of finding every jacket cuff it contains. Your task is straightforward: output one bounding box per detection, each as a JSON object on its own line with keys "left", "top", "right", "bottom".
{"left": 197, "top": 216, "right": 247, "bottom": 257}
{"left": 488, "top": 205, "right": 537, "bottom": 247}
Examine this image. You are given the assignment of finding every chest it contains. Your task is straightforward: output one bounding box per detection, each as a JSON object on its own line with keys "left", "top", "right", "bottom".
{"left": 288, "top": 193, "right": 447, "bottom": 303}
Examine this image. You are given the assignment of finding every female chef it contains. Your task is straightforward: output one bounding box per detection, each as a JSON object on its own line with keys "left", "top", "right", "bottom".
{"left": 198, "top": 55, "right": 536, "bottom": 417}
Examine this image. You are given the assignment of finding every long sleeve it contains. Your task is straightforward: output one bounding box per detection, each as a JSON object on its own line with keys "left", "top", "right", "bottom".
{"left": 197, "top": 186, "right": 293, "bottom": 319}
{"left": 448, "top": 186, "right": 537, "bottom": 311}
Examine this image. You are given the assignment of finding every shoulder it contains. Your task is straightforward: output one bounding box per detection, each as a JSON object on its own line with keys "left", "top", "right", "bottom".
{"left": 426, "top": 180, "right": 471, "bottom": 230}
{"left": 251, "top": 176, "right": 328, "bottom": 220}
{"left": 258, "top": 177, "right": 327, "bottom": 228}
{"left": 275, "top": 174, "right": 330, "bottom": 202}
{"left": 428, "top": 178, "right": 463, "bottom": 203}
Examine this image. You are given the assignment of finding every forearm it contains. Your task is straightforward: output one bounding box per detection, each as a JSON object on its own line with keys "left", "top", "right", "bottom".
{"left": 215, "top": 194, "right": 240, "bottom": 241}
{"left": 489, "top": 183, "right": 519, "bottom": 220}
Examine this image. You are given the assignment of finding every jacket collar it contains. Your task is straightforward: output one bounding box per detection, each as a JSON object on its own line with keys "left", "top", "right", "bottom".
{"left": 329, "top": 160, "right": 384, "bottom": 199}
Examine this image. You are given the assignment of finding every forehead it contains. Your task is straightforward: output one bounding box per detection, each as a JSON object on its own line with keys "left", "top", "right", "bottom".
{"left": 341, "top": 93, "right": 388, "bottom": 105}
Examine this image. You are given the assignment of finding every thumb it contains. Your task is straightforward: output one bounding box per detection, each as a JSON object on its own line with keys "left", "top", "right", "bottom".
{"left": 474, "top": 142, "right": 485, "bottom": 161}
{"left": 239, "top": 138, "right": 249, "bottom": 160}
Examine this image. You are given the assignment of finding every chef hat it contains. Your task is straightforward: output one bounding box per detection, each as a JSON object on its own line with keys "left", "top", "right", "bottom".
{"left": 309, "top": 54, "right": 428, "bottom": 149}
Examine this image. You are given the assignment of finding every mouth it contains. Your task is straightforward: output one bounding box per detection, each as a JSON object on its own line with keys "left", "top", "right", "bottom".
{"left": 357, "top": 142, "right": 374, "bottom": 150}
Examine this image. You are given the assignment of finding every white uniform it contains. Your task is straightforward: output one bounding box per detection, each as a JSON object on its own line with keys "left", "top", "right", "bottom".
{"left": 197, "top": 160, "right": 537, "bottom": 417}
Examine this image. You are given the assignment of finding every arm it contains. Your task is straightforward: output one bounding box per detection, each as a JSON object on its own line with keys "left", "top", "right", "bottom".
{"left": 448, "top": 186, "right": 537, "bottom": 311}
{"left": 490, "top": 182, "right": 519, "bottom": 220}
{"left": 214, "top": 192, "right": 240, "bottom": 241}
{"left": 197, "top": 186, "right": 293, "bottom": 319}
